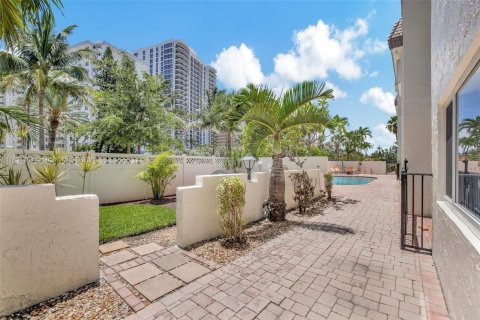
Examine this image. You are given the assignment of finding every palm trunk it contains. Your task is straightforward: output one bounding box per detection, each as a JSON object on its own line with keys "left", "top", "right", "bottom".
{"left": 48, "top": 118, "right": 59, "bottom": 151}
{"left": 227, "top": 131, "right": 232, "bottom": 155}
{"left": 266, "top": 153, "right": 286, "bottom": 221}
{"left": 38, "top": 88, "right": 46, "bottom": 150}
{"left": 212, "top": 132, "right": 216, "bottom": 156}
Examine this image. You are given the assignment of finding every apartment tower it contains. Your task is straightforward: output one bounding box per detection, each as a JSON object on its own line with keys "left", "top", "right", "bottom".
{"left": 133, "top": 40, "right": 217, "bottom": 148}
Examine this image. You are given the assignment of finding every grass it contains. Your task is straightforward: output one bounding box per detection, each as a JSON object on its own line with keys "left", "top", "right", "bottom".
{"left": 100, "top": 204, "right": 176, "bottom": 243}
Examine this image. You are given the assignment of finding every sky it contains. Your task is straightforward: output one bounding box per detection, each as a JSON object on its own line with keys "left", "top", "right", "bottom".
{"left": 54, "top": 0, "right": 400, "bottom": 149}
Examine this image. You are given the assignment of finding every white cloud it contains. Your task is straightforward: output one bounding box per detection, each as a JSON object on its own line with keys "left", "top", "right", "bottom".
{"left": 368, "top": 71, "right": 379, "bottom": 77}
{"left": 371, "top": 124, "right": 396, "bottom": 148}
{"left": 212, "top": 14, "right": 381, "bottom": 91}
{"left": 211, "top": 43, "right": 264, "bottom": 90}
{"left": 273, "top": 18, "right": 367, "bottom": 82}
{"left": 360, "top": 87, "right": 396, "bottom": 115}
{"left": 363, "top": 38, "right": 388, "bottom": 54}
{"left": 325, "top": 81, "right": 347, "bottom": 98}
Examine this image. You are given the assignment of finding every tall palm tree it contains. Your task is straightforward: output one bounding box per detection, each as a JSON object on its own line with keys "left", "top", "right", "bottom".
{"left": 386, "top": 115, "right": 398, "bottom": 141}
{"left": 197, "top": 89, "right": 234, "bottom": 155}
{"left": 30, "top": 85, "right": 89, "bottom": 150}
{"left": 329, "top": 115, "right": 349, "bottom": 160}
{"left": 0, "top": 11, "right": 88, "bottom": 150}
{"left": 236, "top": 81, "right": 333, "bottom": 221}
{"left": 0, "top": 0, "right": 62, "bottom": 48}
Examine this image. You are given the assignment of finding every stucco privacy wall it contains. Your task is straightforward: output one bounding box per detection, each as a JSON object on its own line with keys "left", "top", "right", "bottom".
{"left": 0, "top": 185, "right": 99, "bottom": 316}
{"left": 0, "top": 149, "right": 327, "bottom": 205}
{"left": 431, "top": 0, "right": 480, "bottom": 319}
{"left": 327, "top": 161, "right": 387, "bottom": 175}
{"left": 430, "top": 0, "right": 480, "bottom": 319}
{"left": 176, "top": 169, "right": 325, "bottom": 248}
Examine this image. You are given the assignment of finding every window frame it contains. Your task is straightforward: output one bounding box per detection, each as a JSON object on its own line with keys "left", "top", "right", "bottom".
{"left": 446, "top": 60, "right": 480, "bottom": 227}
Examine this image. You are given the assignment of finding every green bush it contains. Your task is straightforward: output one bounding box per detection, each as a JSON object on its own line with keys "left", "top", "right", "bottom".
{"left": 216, "top": 177, "right": 246, "bottom": 242}
{"left": 324, "top": 172, "right": 333, "bottom": 200}
{"left": 137, "top": 152, "right": 179, "bottom": 200}
{"left": 289, "top": 171, "right": 315, "bottom": 214}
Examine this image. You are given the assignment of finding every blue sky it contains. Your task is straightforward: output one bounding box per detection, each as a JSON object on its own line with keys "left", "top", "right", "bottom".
{"left": 55, "top": 0, "right": 400, "bottom": 149}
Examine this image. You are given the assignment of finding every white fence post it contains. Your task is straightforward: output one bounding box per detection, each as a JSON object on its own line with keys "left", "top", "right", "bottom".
{"left": 182, "top": 154, "right": 186, "bottom": 187}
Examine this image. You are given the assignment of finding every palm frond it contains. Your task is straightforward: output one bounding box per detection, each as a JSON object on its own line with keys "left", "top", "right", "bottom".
{"left": 279, "top": 81, "right": 334, "bottom": 119}
{"left": 243, "top": 122, "right": 272, "bottom": 156}
{"left": 281, "top": 104, "right": 331, "bottom": 132}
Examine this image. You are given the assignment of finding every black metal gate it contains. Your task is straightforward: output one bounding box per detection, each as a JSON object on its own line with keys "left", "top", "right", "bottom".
{"left": 400, "top": 172, "right": 433, "bottom": 253}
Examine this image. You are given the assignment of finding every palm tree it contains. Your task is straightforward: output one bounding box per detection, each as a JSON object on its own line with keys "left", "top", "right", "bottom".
{"left": 386, "top": 115, "right": 398, "bottom": 141}
{"left": 329, "top": 115, "right": 349, "bottom": 160}
{"left": 236, "top": 81, "right": 333, "bottom": 221}
{"left": 0, "top": 11, "right": 88, "bottom": 150}
{"left": 33, "top": 85, "right": 89, "bottom": 150}
{"left": 197, "top": 89, "right": 234, "bottom": 155}
{"left": 0, "top": 0, "right": 62, "bottom": 48}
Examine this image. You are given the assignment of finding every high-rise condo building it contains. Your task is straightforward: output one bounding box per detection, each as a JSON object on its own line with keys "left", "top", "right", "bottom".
{"left": 133, "top": 40, "right": 217, "bottom": 148}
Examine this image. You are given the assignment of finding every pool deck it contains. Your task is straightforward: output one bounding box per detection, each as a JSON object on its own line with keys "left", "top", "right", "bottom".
{"left": 124, "top": 175, "right": 449, "bottom": 320}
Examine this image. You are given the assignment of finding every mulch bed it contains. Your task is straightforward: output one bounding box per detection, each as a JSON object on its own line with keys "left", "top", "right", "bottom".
{"left": 186, "top": 196, "right": 334, "bottom": 265}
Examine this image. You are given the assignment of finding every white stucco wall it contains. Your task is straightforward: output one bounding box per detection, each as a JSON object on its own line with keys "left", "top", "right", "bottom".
{"left": 402, "top": 0, "right": 433, "bottom": 217}
{"left": 176, "top": 169, "right": 326, "bottom": 248}
{"left": 0, "top": 185, "right": 99, "bottom": 316}
{"left": 430, "top": 0, "right": 480, "bottom": 319}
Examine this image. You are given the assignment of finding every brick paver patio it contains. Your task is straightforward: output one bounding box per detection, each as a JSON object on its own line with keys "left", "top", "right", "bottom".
{"left": 117, "top": 175, "right": 449, "bottom": 320}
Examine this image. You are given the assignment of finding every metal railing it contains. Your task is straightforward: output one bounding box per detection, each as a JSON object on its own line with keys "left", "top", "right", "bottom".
{"left": 400, "top": 171, "right": 433, "bottom": 253}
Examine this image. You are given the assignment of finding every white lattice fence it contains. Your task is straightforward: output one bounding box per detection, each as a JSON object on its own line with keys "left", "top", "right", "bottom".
{"left": 0, "top": 148, "right": 227, "bottom": 204}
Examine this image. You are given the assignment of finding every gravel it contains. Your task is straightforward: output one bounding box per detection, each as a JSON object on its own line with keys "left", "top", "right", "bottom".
{"left": 1, "top": 279, "right": 132, "bottom": 320}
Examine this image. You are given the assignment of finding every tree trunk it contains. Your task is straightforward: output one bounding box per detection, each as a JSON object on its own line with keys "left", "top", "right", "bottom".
{"left": 227, "top": 131, "right": 232, "bottom": 155}
{"left": 38, "top": 88, "right": 46, "bottom": 150}
{"left": 127, "top": 144, "right": 131, "bottom": 154}
{"left": 266, "top": 154, "right": 286, "bottom": 221}
{"left": 137, "top": 144, "right": 141, "bottom": 154}
{"left": 212, "top": 131, "right": 216, "bottom": 156}
{"left": 48, "top": 117, "right": 59, "bottom": 151}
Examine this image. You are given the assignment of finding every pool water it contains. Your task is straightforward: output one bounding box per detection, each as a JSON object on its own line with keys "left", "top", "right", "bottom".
{"left": 333, "top": 176, "right": 375, "bottom": 185}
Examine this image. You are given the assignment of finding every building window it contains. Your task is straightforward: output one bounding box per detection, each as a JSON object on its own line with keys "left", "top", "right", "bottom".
{"left": 456, "top": 62, "right": 480, "bottom": 218}
{"left": 446, "top": 102, "right": 453, "bottom": 198}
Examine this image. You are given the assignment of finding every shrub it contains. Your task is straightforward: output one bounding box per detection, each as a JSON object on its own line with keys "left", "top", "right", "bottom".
{"left": 324, "top": 172, "right": 333, "bottom": 200}
{"left": 289, "top": 171, "right": 315, "bottom": 214}
{"left": 137, "top": 152, "right": 179, "bottom": 200}
{"left": 32, "top": 149, "right": 68, "bottom": 190}
{"left": 0, "top": 167, "right": 25, "bottom": 185}
{"left": 216, "top": 177, "right": 246, "bottom": 242}
{"left": 77, "top": 151, "right": 102, "bottom": 193}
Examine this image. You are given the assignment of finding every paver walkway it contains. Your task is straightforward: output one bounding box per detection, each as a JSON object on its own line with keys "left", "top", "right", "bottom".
{"left": 122, "top": 175, "right": 449, "bottom": 320}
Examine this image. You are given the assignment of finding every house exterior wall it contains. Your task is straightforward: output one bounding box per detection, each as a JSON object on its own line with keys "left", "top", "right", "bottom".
{"left": 430, "top": 0, "right": 480, "bottom": 319}
{"left": 401, "top": 0, "right": 433, "bottom": 216}
{"left": 0, "top": 185, "right": 99, "bottom": 315}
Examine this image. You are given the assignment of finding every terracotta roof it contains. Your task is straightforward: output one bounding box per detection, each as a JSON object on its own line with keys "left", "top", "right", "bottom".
{"left": 388, "top": 18, "right": 403, "bottom": 49}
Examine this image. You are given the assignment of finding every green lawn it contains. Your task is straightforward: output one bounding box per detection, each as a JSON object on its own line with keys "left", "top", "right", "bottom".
{"left": 100, "top": 204, "right": 176, "bottom": 243}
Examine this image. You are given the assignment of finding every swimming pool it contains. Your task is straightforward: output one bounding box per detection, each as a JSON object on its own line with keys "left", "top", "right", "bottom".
{"left": 333, "top": 176, "right": 375, "bottom": 185}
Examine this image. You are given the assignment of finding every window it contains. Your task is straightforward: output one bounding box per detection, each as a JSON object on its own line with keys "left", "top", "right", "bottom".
{"left": 446, "top": 102, "right": 453, "bottom": 198}
{"left": 456, "top": 63, "right": 480, "bottom": 218}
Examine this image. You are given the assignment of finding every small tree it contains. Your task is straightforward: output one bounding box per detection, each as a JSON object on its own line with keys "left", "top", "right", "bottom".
{"left": 324, "top": 172, "right": 333, "bottom": 201}
{"left": 289, "top": 171, "right": 315, "bottom": 214}
{"left": 224, "top": 148, "right": 243, "bottom": 172}
{"left": 78, "top": 151, "right": 102, "bottom": 193}
{"left": 216, "top": 177, "right": 246, "bottom": 242}
{"left": 137, "top": 152, "right": 178, "bottom": 200}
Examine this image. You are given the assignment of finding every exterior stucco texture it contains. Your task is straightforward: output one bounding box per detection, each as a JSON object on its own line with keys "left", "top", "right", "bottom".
{"left": 430, "top": 0, "right": 480, "bottom": 319}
